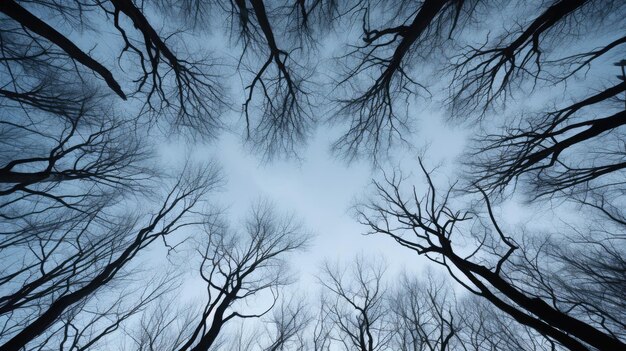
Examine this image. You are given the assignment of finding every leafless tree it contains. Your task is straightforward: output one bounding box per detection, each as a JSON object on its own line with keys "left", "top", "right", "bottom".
{"left": 193, "top": 294, "right": 310, "bottom": 351}
{"left": 459, "top": 296, "right": 561, "bottom": 351}
{"left": 448, "top": 0, "right": 626, "bottom": 204}
{"left": 0, "top": 164, "right": 221, "bottom": 351}
{"left": 118, "top": 295, "right": 201, "bottom": 351}
{"left": 331, "top": 0, "right": 480, "bottom": 160}
{"left": 157, "top": 0, "right": 319, "bottom": 158}
{"left": 21, "top": 273, "right": 179, "bottom": 351}
{"left": 2, "top": 2, "right": 625, "bottom": 351}
{"left": 323, "top": 0, "right": 625, "bottom": 164}
{"left": 221, "top": 0, "right": 317, "bottom": 159}
{"left": 319, "top": 256, "right": 394, "bottom": 351}
{"left": 465, "top": 75, "right": 626, "bottom": 199}
{"left": 0, "top": 0, "right": 227, "bottom": 137}
{"left": 0, "top": 3, "right": 228, "bottom": 349}
{"left": 0, "top": 27, "right": 154, "bottom": 203}
{"left": 357, "top": 160, "right": 625, "bottom": 350}
{"left": 255, "top": 297, "right": 310, "bottom": 351}
{"left": 450, "top": 0, "right": 623, "bottom": 115}
{"left": 176, "top": 201, "right": 309, "bottom": 351}
{"left": 390, "top": 272, "right": 462, "bottom": 351}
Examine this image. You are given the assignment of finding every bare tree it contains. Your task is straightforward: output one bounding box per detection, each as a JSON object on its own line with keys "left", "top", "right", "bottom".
{"left": 256, "top": 297, "right": 310, "bottom": 351}
{"left": 331, "top": 0, "right": 477, "bottom": 160}
{"left": 0, "top": 1, "right": 126, "bottom": 99}
{"left": 319, "top": 256, "right": 394, "bottom": 351}
{"left": 448, "top": 1, "right": 626, "bottom": 204}
{"left": 1, "top": 4, "right": 228, "bottom": 349}
{"left": 0, "top": 21, "right": 155, "bottom": 256}
{"left": 176, "top": 201, "right": 309, "bottom": 351}
{"left": 0, "top": 0, "right": 227, "bottom": 137}
{"left": 311, "top": 294, "right": 333, "bottom": 351}
{"left": 2, "top": 2, "right": 625, "bottom": 351}
{"left": 459, "top": 296, "right": 561, "bottom": 351}
{"left": 391, "top": 272, "right": 462, "bottom": 351}
{"left": 0, "top": 164, "right": 221, "bottom": 351}
{"left": 465, "top": 77, "right": 626, "bottom": 199}
{"left": 119, "top": 295, "right": 201, "bottom": 351}
{"left": 450, "top": 0, "right": 623, "bottom": 115}
{"left": 223, "top": 0, "right": 317, "bottom": 158}
{"left": 22, "top": 274, "right": 179, "bottom": 351}
{"left": 0, "top": 29, "right": 153, "bottom": 203}
{"left": 322, "top": 0, "right": 625, "bottom": 163}
{"left": 358, "top": 161, "right": 625, "bottom": 350}
{"left": 196, "top": 294, "right": 310, "bottom": 351}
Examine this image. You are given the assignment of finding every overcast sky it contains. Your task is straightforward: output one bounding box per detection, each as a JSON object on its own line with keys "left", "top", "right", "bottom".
{"left": 63, "top": 0, "right": 586, "bottom": 305}
{"left": 154, "top": 98, "right": 474, "bottom": 297}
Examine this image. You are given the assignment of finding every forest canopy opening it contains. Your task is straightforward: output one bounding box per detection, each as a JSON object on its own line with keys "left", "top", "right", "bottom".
{"left": 1, "top": 1, "right": 624, "bottom": 350}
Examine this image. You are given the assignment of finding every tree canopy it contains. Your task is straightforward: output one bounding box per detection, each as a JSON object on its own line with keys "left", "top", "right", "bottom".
{"left": 1, "top": 1, "right": 624, "bottom": 350}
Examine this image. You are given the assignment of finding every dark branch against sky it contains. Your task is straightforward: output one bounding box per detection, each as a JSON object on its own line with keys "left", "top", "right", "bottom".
{"left": 0, "top": 0, "right": 625, "bottom": 350}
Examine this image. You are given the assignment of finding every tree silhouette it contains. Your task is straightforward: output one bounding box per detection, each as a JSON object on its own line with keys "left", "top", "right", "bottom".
{"left": 0, "top": 164, "right": 221, "bottom": 351}
{"left": 391, "top": 272, "right": 462, "bottom": 351}
{"left": 319, "top": 256, "right": 393, "bottom": 351}
{"left": 358, "top": 161, "right": 625, "bottom": 350}
{"left": 176, "top": 201, "right": 309, "bottom": 351}
{"left": 1, "top": 1, "right": 625, "bottom": 350}
{"left": 0, "top": 0, "right": 227, "bottom": 137}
